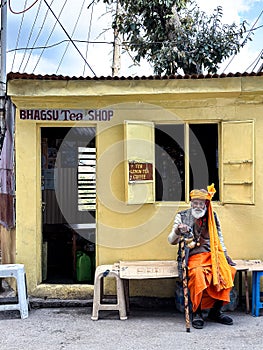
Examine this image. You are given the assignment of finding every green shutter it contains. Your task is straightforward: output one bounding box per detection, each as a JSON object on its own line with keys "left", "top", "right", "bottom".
{"left": 124, "top": 120, "right": 155, "bottom": 204}
{"left": 222, "top": 120, "right": 254, "bottom": 204}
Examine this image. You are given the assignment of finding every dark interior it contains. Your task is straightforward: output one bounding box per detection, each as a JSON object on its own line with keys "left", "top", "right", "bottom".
{"left": 41, "top": 127, "right": 96, "bottom": 284}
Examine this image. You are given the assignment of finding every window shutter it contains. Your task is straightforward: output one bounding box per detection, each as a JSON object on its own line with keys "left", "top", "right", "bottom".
{"left": 124, "top": 120, "right": 155, "bottom": 204}
{"left": 222, "top": 120, "right": 254, "bottom": 204}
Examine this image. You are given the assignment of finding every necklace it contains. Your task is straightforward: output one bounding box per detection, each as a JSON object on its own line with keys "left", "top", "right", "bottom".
{"left": 193, "top": 218, "right": 207, "bottom": 247}
{"left": 185, "top": 218, "right": 207, "bottom": 249}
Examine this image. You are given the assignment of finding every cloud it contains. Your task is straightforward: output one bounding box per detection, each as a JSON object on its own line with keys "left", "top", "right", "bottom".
{"left": 196, "top": 0, "right": 260, "bottom": 22}
{"left": 8, "top": 50, "right": 59, "bottom": 74}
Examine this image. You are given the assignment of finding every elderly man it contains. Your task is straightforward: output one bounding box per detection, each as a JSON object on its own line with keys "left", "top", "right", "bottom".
{"left": 168, "top": 184, "right": 236, "bottom": 329}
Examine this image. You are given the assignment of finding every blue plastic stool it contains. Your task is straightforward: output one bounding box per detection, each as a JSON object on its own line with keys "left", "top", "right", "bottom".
{"left": 251, "top": 270, "right": 263, "bottom": 317}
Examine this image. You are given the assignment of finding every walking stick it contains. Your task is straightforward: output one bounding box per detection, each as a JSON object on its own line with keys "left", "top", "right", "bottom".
{"left": 180, "top": 234, "right": 191, "bottom": 332}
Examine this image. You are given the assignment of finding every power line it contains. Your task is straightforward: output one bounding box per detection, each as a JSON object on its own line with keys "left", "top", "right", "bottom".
{"left": 7, "top": 23, "right": 263, "bottom": 55}
{"left": 245, "top": 49, "right": 263, "bottom": 71}
{"left": 7, "top": 2, "right": 263, "bottom": 76}
{"left": 32, "top": 0, "right": 68, "bottom": 73}
{"left": 8, "top": 0, "right": 40, "bottom": 15}
{"left": 55, "top": 0, "right": 87, "bottom": 74}
{"left": 6, "top": 40, "right": 113, "bottom": 53}
{"left": 257, "top": 62, "right": 263, "bottom": 73}
{"left": 43, "top": 0, "right": 96, "bottom": 76}
{"left": 222, "top": 9, "right": 263, "bottom": 73}
{"left": 18, "top": 0, "right": 43, "bottom": 71}
{"left": 252, "top": 49, "right": 263, "bottom": 72}
{"left": 22, "top": 0, "right": 56, "bottom": 72}
{"left": 10, "top": 0, "right": 28, "bottom": 71}
{"left": 83, "top": 1, "right": 95, "bottom": 76}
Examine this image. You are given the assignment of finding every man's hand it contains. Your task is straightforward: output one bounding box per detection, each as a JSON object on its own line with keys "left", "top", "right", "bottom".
{"left": 178, "top": 224, "right": 191, "bottom": 235}
{"left": 225, "top": 254, "right": 236, "bottom": 266}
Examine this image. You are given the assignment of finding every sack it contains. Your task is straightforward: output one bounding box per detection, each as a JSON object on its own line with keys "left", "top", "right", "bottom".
{"left": 222, "top": 287, "right": 238, "bottom": 311}
{"left": 175, "top": 281, "right": 238, "bottom": 313}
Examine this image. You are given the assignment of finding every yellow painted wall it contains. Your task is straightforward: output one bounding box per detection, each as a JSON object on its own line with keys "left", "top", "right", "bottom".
{"left": 7, "top": 75, "right": 263, "bottom": 298}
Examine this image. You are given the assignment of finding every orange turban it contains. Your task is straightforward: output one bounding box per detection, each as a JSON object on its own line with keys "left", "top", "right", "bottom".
{"left": 190, "top": 183, "right": 216, "bottom": 201}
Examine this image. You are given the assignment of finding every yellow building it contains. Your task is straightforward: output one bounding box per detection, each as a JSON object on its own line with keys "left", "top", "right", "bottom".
{"left": 3, "top": 71, "right": 263, "bottom": 299}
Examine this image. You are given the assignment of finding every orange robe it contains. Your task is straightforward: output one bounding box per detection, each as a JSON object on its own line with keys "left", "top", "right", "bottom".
{"left": 188, "top": 252, "right": 236, "bottom": 312}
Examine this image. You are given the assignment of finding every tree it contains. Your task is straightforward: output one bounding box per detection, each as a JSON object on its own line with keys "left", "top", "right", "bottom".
{"left": 97, "top": 0, "right": 250, "bottom": 75}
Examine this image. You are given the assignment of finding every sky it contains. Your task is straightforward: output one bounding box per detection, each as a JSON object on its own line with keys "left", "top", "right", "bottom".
{"left": 4, "top": 0, "right": 263, "bottom": 77}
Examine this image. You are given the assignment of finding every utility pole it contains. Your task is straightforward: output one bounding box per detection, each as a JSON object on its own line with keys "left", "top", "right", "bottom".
{"left": 111, "top": 0, "right": 121, "bottom": 77}
{"left": 0, "top": 0, "right": 7, "bottom": 150}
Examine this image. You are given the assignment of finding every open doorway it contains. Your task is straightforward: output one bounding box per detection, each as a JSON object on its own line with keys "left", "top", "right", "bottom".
{"left": 41, "top": 127, "right": 96, "bottom": 284}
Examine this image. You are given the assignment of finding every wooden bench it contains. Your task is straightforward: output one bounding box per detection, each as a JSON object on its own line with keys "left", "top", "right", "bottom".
{"left": 234, "top": 259, "right": 263, "bottom": 314}
{"left": 119, "top": 259, "right": 261, "bottom": 314}
{"left": 91, "top": 259, "right": 262, "bottom": 321}
{"left": 91, "top": 261, "right": 177, "bottom": 321}
{"left": 119, "top": 260, "right": 178, "bottom": 313}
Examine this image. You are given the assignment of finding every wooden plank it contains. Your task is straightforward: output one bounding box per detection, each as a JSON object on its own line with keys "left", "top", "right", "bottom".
{"left": 119, "top": 260, "right": 178, "bottom": 279}
{"left": 233, "top": 259, "right": 262, "bottom": 271}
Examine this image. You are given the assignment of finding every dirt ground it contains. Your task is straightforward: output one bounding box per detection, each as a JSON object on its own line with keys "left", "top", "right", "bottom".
{"left": 0, "top": 279, "right": 262, "bottom": 350}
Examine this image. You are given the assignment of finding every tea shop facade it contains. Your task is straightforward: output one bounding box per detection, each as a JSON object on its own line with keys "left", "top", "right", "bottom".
{"left": 5, "top": 72, "right": 263, "bottom": 299}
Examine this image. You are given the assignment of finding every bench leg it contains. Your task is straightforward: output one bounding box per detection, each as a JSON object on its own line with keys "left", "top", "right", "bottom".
{"left": 244, "top": 271, "right": 250, "bottom": 314}
{"left": 16, "top": 270, "right": 29, "bottom": 319}
{"left": 123, "top": 279, "right": 130, "bottom": 315}
{"left": 116, "top": 277, "right": 127, "bottom": 320}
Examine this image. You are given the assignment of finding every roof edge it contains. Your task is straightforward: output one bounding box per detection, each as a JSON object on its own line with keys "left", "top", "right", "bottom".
{"left": 6, "top": 71, "right": 263, "bottom": 82}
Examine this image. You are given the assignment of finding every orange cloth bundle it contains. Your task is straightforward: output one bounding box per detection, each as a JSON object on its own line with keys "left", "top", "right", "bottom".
{"left": 188, "top": 252, "right": 236, "bottom": 312}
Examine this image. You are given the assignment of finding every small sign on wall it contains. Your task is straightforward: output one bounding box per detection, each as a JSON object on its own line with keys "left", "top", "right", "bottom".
{"left": 128, "top": 162, "right": 153, "bottom": 182}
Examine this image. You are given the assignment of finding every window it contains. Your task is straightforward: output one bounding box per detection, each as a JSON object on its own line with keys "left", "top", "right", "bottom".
{"left": 189, "top": 124, "right": 219, "bottom": 200}
{"left": 124, "top": 120, "right": 155, "bottom": 204}
{"left": 155, "top": 124, "right": 185, "bottom": 201}
{"left": 125, "top": 120, "right": 254, "bottom": 204}
{"left": 222, "top": 121, "right": 254, "bottom": 204}
{"left": 155, "top": 123, "right": 219, "bottom": 201}
{"left": 77, "top": 147, "right": 96, "bottom": 211}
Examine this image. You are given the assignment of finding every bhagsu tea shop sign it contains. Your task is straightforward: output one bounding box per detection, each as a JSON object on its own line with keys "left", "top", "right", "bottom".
{"left": 129, "top": 162, "right": 153, "bottom": 182}
{"left": 19, "top": 109, "right": 114, "bottom": 121}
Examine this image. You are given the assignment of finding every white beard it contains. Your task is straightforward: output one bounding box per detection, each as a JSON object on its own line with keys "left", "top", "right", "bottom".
{"left": 191, "top": 207, "right": 207, "bottom": 219}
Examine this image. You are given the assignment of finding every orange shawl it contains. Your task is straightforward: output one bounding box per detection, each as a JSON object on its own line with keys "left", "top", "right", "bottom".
{"left": 190, "top": 184, "right": 234, "bottom": 291}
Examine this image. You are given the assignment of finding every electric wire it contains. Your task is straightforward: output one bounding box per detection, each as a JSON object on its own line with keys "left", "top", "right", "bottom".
{"left": 7, "top": 23, "right": 263, "bottom": 55}
{"left": 257, "top": 62, "right": 263, "bottom": 73}
{"left": 245, "top": 48, "right": 263, "bottom": 71}
{"left": 10, "top": 0, "right": 28, "bottom": 72}
{"left": 252, "top": 49, "right": 263, "bottom": 72}
{"left": 18, "top": 0, "right": 43, "bottom": 71}
{"left": 249, "top": 49, "right": 263, "bottom": 72}
{"left": 6, "top": 40, "right": 113, "bottom": 53}
{"left": 32, "top": 0, "right": 68, "bottom": 73}
{"left": 83, "top": 1, "right": 95, "bottom": 76}
{"left": 43, "top": 0, "right": 96, "bottom": 76}
{"left": 8, "top": 2, "right": 263, "bottom": 76}
{"left": 55, "top": 0, "right": 86, "bottom": 74}
{"left": 8, "top": 0, "right": 40, "bottom": 15}
{"left": 22, "top": 0, "right": 56, "bottom": 72}
{"left": 222, "top": 9, "right": 263, "bottom": 73}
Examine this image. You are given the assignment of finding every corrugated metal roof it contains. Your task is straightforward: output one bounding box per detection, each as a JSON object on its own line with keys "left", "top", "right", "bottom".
{"left": 7, "top": 71, "right": 263, "bottom": 81}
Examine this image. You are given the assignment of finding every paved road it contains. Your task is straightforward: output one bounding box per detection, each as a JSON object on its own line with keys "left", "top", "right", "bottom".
{"left": 0, "top": 302, "right": 262, "bottom": 350}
